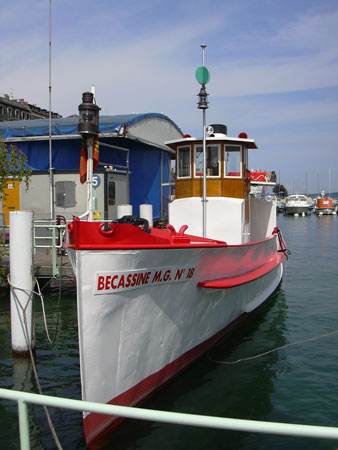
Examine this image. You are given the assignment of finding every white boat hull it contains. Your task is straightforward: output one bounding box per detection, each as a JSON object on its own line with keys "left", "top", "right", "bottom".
{"left": 67, "top": 226, "right": 284, "bottom": 449}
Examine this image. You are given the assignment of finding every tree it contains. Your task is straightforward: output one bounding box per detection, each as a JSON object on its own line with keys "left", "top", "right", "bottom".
{"left": 273, "top": 183, "right": 288, "bottom": 198}
{"left": 0, "top": 135, "right": 31, "bottom": 198}
{"left": 0, "top": 134, "right": 32, "bottom": 284}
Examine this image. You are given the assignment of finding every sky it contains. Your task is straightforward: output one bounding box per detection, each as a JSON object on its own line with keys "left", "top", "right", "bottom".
{"left": 1, "top": 0, "right": 338, "bottom": 195}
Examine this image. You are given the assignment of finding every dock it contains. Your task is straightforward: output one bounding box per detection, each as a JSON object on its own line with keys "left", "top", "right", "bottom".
{"left": 1, "top": 251, "right": 74, "bottom": 281}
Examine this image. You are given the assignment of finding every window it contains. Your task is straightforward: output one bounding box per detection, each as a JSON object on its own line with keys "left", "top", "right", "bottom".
{"left": 108, "top": 180, "right": 115, "bottom": 205}
{"left": 55, "top": 181, "right": 76, "bottom": 207}
{"left": 194, "top": 145, "right": 220, "bottom": 177}
{"left": 224, "top": 145, "right": 241, "bottom": 177}
{"left": 177, "top": 146, "right": 191, "bottom": 178}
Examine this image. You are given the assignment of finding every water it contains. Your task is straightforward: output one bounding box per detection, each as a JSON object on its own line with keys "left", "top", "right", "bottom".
{"left": 1, "top": 213, "right": 338, "bottom": 449}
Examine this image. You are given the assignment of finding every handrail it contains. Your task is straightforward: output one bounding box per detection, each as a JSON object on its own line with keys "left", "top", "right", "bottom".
{"left": 33, "top": 220, "right": 67, "bottom": 277}
{"left": 1, "top": 387, "right": 338, "bottom": 449}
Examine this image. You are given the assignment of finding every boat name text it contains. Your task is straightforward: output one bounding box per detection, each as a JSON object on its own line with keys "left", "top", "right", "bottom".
{"left": 94, "top": 265, "right": 196, "bottom": 294}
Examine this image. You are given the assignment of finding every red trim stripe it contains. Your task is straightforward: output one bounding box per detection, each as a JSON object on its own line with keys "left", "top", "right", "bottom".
{"left": 197, "top": 253, "right": 285, "bottom": 289}
{"left": 83, "top": 312, "right": 248, "bottom": 449}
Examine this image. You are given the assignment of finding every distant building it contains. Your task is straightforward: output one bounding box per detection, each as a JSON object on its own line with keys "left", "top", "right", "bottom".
{"left": 0, "top": 94, "right": 62, "bottom": 121}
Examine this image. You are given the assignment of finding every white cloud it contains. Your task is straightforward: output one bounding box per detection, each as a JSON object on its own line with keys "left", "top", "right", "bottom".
{"left": 2, "top": 0, "right": 338, "bottom": 192}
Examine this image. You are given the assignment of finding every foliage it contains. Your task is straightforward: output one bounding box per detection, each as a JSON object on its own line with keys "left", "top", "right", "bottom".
{"left": 273, "top": 183, "right": 288, "bottom": 198}
{"left": 0, "top": 134, "right": 32, "bottom": 200}
{"left": 0, "top": 134, "right": 32, "bottom": 285}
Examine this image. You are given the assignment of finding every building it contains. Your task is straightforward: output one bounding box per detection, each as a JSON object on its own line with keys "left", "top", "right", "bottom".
{"left": 0, "top": 114, "right": 182, "bottom": 225}
{"left": 0, "top": 94, "right": 62, "bottom": 122}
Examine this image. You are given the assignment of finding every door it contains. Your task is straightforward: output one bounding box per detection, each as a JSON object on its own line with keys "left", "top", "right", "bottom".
{"left": 3, "top": 179, "right": 20, "bottom": 225}
{"left": 106, "top": 172, "right": 129, "bottom": 220}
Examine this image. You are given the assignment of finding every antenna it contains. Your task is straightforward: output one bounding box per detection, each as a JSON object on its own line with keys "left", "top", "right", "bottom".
{"left": 48, "top": 0, "right": 55, "bottom": 220}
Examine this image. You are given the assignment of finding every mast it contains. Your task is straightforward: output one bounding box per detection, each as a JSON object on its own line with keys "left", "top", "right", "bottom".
{"left": 329, "top": 168, "right": 331, "bottom": 197}
{"left": 195, "top": 45, "right": 210, "bottom": 237}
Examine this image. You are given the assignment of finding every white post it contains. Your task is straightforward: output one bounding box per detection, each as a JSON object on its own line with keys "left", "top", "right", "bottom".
{"left": 10, "top": 211, "right": 35, "bottom": 353}
{"left": 87, "top": 136, "right": 94, "bottom": 222}
{"left": 117, "top": 204, "right": 133, "bottom": 219}
{"left": 139, "top": 204, "right": 153, "bottom": 227}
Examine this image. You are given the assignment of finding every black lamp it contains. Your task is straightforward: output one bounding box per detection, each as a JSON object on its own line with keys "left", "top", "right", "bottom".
{"left": 78, "top": 92, "right": 100, "bottom": 135}
{"left": 197, "top": 85, "right": 209, "bottom": 110}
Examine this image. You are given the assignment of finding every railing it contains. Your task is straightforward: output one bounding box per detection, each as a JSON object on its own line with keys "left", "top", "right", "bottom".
{"left": 33, "top": 219, "right": 67, "bottom": 277}
{"left": 1, "top": 388, "right": 338, "bottom": 449}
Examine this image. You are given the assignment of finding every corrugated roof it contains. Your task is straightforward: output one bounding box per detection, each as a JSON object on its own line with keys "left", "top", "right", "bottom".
{"left": 0, "top": 113, "right": 182, "bottom": 138}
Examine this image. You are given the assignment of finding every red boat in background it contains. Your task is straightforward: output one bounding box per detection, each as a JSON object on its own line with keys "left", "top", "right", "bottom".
{"left": 315, "top": 191, "right": 336, "bottom": 215}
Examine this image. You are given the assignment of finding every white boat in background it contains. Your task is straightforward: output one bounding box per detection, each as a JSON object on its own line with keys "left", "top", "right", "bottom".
{"left": 284, "top": 194, "right": 310, "bottom": 216}
{"left": 65, "top": 59, "right": 288, "bottom": 449}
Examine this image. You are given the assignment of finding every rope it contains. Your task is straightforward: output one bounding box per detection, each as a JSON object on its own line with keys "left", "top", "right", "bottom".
{"left": 207, "top": 329, "right": 338, "bottom": 365}
{"left": 8, "top": 275, "right": 60, "bottom": 344}
{"left": 51, "top": 251, "right": 63, "bottom": 342}
{"left": 277, "top": 228, "right": 291, "bottom": 260}
{"left": 9, "top": 277, "right": 63, "bottom": 450}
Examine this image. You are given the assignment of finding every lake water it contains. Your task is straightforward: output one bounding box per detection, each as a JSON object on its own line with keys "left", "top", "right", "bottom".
{"left": 1, "top": 213, "right": 338, "bottom": 449}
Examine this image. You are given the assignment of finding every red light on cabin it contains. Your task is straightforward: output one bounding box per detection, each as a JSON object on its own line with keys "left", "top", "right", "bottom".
{"left": 183, "top": 134, "right": 191, "bottom": 138}
{"left": 238, "top": 132, "right": 248, "bottom": 139}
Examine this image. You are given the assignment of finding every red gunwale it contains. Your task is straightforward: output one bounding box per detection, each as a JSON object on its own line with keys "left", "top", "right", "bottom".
{"left": 65, "top": 217, "right": 279, "bottom": 251}
{"left": 198, "top": 253, "right": 285, "bottom": 289}
{"left": 65, "top": 217, "right": 227, "bottom": 250}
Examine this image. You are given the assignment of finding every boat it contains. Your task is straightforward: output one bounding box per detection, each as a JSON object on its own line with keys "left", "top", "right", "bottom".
{"left": 314, "top": 191, "right": 335, "bottom": 215}
{"left": 65, "top": 68, "right": 288, "bottom": 449}
{"left": 284, "top": 194, "right": 310, "bottom": 216}
{"left": 277, "top": 200, "right": 285, "bottom": 213}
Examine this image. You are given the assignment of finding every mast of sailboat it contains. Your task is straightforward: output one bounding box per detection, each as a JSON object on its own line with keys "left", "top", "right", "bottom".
{"left": 329, "top": 168, "right": 331, "bottom": 197}
{"left": 195, "top": 44, "right": 210, "bottom": 237}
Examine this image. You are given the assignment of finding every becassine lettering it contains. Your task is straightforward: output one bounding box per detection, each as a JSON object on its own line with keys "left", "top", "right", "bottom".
{"left": 95, "top": 265, "right": 196, "bottom": 295}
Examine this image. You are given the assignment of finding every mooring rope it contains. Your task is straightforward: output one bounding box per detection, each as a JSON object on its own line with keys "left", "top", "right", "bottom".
{"left": 207, "top": 329, "right": 338, "bottom": 365}
{"left": 8, "top": 277, "right": 63, "bottom": 450}
{"left": 8, "top": 275, "right": 60, "bottom": 344}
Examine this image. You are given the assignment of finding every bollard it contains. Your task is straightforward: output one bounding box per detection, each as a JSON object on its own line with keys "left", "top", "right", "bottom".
{"left": 117, "top": 204, "right": 132, "bottom": 219}
{"left": 139, "top": 204, "right": 153, "bottom": 227}
{"left": 10, "top": 211, "right": 35, "bottom": 353}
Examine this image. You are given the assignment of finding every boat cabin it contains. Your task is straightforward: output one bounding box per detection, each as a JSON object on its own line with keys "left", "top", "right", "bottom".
{"left": 166, "top": 124, "right": 277, "bottom": 245}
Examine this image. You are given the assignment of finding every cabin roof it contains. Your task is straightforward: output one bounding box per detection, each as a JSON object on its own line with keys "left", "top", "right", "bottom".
{"left": 165, "top": 135, "right": 258, "bottom": 149}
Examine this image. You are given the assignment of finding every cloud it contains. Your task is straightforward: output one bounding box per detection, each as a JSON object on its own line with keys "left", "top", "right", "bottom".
{"left": 2, "top": 0, "right": 338, "bottom": 192}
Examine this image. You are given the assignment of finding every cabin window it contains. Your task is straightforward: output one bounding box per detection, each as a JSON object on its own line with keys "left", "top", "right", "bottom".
{"left": 194, "top": 145, "right": 220, "bottom": 177}
{"left": 224, "top": 145, "right": 241, "bottom": 177}
{"left": 177, "top": 146, "right": 191, "bottom": 178}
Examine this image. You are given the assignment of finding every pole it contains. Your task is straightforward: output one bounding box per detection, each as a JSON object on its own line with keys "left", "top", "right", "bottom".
{"left": 87, "top": 136, "right": 94, "bottom": 222}
{"left": 201, "top": 44, "right": 207, "bottom": 237}
{"left": 48, "top": 0, "right": 54, "bottom": 220}
{"left": 202, "top": 108, "right": 207, "bottom": 237}
{"left": 10, "top": 211, "right": 35, "bottom": 353}
{"left": 329, "top": 168, "right": 331, "bottom": 197}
